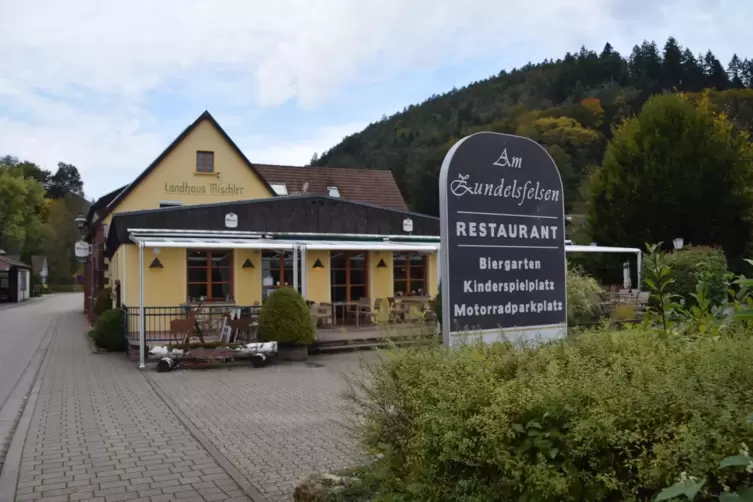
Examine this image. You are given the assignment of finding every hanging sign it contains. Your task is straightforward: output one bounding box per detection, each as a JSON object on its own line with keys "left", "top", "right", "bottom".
{"left": 74, "top": 241, "right": 90, "bottom": 264}
{"left": 225, "top": 213, "right": 238, "bottom": 228}
{"left": 403, "top": 218, "right": 413, "bottom": 233}
{"left": 439, "top": 132, "right": 567, "bottom": 347}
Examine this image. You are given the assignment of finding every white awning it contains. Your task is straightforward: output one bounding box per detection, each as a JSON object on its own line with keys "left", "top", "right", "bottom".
{"left": 129, "top": 236, "right": 439, "bottom": 252}
{"left": 131, "top": 237, "right": 295, "bottom": 250}
{"left": 303, "top": 241, "right": 439, "bottom": 252}
{"left": 566, "top": 245, "right": 642, "bottom": 254}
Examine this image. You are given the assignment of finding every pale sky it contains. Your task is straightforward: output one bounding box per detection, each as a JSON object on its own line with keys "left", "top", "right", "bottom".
{"left": 0, "top": 0, "right": 750, "bottom": 198}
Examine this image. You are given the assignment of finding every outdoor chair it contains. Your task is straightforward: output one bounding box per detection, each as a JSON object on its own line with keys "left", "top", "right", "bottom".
{"left": 310, "top": 302, "right": 333, "bottom": 328}
{"left": 356, "top": 297, "right": 374, "bottom": 323}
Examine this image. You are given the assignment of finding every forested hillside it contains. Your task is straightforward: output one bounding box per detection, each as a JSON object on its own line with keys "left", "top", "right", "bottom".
{"left": 313, "top": 37, "right": 753, "bottom": 216}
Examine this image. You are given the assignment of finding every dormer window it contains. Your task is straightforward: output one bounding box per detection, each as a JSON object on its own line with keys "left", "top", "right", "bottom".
{"left": 327, "top": 186, "right": 340, "bottom": 198}
{"left": 196, "top": 151, "right": 214, "bottom": 173}
{"left": 270, "top": 183, "right": 288, "bottom": 195}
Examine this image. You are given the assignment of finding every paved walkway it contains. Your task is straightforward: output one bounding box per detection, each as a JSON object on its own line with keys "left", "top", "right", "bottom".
{"left": 11, "top": 297, "right": 252, "bottom": 502}
{"left": 148, "top": 355, "right": 366, "bottom": 502}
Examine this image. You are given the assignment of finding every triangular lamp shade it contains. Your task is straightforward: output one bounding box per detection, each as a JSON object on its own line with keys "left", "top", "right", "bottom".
{"left": 149, "top": 258, "right": 163, "bottom": 269}
{"left": 242, "top": 258, "right": 255, "bottom": 268}
{"left": 312, "top": 258, "right": 324, "bottom": 269}
{"left": 376, "top": 259, "right": 387, "bottom": 268}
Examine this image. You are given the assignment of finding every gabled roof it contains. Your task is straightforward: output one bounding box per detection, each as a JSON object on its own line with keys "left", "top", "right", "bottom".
{"left": 87, "top": 184, "right": 127, "bottom": 221}
{"left": 255, "top": 164, "right": 408, "bottom": 211}
{"left": 0, "top": 254, "right": 30, "bottom": 270}
{"left": 101, "top": 111, "right": 275, "bottom": 216}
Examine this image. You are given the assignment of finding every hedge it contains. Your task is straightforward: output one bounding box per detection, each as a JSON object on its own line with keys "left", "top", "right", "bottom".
{"left": 258, "top": 287, "right": 316, "bottom": 345}
{"left": 662, "top": 246, "right": 728, "bottom": 306}
{"left": 345, "top": 327, "right": 753, "bottom": 501}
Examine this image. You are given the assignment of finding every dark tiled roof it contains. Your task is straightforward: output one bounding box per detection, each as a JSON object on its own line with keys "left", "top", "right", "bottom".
{"left": 254, "top": 164, "right": 408, "bottom": 212}
{"left": 0, "top": 254, "right": 30, "bottom": 270}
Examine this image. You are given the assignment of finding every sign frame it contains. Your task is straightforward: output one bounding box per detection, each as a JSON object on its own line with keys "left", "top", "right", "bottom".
{"left": 439, "top": 132, "right": 568, "bottom": 347}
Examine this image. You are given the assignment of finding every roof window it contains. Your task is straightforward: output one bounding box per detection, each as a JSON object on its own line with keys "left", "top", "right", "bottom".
{"left": 271, "top": 183, "right": 288, "bottom": 195}
{"left": 327, "top": 186, "right": 340, "bottom": 198}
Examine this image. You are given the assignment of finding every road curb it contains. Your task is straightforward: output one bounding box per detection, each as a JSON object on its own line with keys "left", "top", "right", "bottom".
{"left": 0, "top": 322, "right": 57, "bottom": 502}
{"left": 145, "top": 374, "right": 268, "bottom": 502}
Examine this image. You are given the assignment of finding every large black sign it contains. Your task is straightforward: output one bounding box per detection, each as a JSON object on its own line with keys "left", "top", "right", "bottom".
{"left": 439, "top": 132, "right": 567, "bottom": 346}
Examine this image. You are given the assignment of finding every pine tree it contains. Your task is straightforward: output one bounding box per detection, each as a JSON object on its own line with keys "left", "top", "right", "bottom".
{"left": 680, "top": 49, "right": 704, "bottom": 90}
{"left": 629, "top": 41, "right": 662, "bottom": 93}
{"left": 661, "top": 37, "right": 684, "bottom": 90}
{"left": 703, "top": 50, "right": 729, "bottom": 90}
{"left": 740, "top": 58, "right": 753, "bottom": 88}
{"left": 599, "top": 42, "right": 628, "bottom": 85}
{"left": 728, "top": 55, "right": 746, "bottom": 88}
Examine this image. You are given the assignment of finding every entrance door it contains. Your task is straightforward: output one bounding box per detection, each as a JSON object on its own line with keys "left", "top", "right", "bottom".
{"left": 330, "top": 251, "right": 368, "bottom": 306}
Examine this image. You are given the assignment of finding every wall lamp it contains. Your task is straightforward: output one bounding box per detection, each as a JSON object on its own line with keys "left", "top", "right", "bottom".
{"left": 242, "top": 258, "right": 255, "bottom": 268}
{"left": 376, "top": 259, "right": 387, "bottom": 268}
{"left": 149, "top": 258, "right": 163, "bottom": 269}
{"left": 312, "top": 259, "right": 324, "bottom": 269}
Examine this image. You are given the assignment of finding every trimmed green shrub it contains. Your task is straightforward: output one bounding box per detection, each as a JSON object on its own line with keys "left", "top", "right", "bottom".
{"left": 92, "top": 308, "right": 125, "bottom": 351}
{"left": 345, "top": 328, "right": 753, "bottom": 502}
{"left": 645, "top": 246, "right": 728, "bottom": 307}
{"left": 258, "top": 287, "right": 316, "bottom": 345}
{"left": 93, "top": 287, "right": 113, "bottom": 316}
{"left": 566, "top": 265, "right": 604, "bottom": 325}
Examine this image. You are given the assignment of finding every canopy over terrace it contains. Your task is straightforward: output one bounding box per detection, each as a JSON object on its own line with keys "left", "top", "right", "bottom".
{"left": 124, "top": 230, "right": 440, "bottom": 368}
{"left": 566, "top": 244, "right": 643, "bottom": 290}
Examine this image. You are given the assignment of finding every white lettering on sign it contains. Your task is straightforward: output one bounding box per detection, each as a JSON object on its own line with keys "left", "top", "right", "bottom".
{"left": 453, "top": 300, "right": 564, "bottom": 317}
{"left": 455, "top": 222, "right": 558, "bottom": 240}
{"left": 449, "top": 174, "right": 560, "bottom": 205}
{"left": 493, "top": 148, "right": 523, "bottom": 168}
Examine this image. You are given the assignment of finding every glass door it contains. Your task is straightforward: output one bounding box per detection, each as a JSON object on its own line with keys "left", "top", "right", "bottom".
{"left": 330, "top": 251, "right": 368, "bottom": 322}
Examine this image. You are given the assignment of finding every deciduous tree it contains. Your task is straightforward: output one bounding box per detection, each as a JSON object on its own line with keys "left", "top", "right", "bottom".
{"left": 587, "top": 93, "right": 753, "bottom": 264}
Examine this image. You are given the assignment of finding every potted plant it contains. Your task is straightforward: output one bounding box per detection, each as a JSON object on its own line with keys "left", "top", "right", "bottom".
{"left": 257, "top": 287, "right": 316, "bottom": 361}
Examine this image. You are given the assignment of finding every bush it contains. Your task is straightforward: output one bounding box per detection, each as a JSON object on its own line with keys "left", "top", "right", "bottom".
{"left": 663, "top": 246, "right": 728, "bottom": 306}
{"left": 345, "top": 328, "right": 753, "bottom": 502}
{"left": 93, "top": 287, "right": 112, "bottom": 316}
{"left": 92, "top": 308, "right": 125, "bottom": 351}
{"left": 566, "top": 265, "right": 604, "bottom": 325}
{"left": 258, "top": 287, "right": 316, "bottom": 345}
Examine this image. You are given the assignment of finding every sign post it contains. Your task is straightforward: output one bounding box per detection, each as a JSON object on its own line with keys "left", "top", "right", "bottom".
{"left": 439, "top": 132, "right": 567, "bottom": 347}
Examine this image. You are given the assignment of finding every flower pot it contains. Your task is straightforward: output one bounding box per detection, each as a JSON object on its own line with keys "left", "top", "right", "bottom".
{"left": 279, "top": 344, "right": 308, "bottom": 362}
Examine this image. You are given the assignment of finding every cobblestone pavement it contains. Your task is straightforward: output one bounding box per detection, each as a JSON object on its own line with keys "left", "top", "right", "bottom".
{"left": 149, "top": 354, "right": 369, "bottom": 502}
{"left": 14, "top": 296, "right": 251, "bottom": 502}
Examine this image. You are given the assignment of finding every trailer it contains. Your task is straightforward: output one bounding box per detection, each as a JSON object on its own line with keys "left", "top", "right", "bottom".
{"left": 149, "top": 341, "right": 278, "bottom": 372}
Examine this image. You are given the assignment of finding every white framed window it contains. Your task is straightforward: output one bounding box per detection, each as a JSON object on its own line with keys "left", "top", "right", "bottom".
{"left": 327, "top": 186, "right": 340, "bottom": 198}
{"left": 270, "top": 183, "right": 288, "bottom": 195}
{"left": 159, "top": 201, "right": 183, "bottom": 208}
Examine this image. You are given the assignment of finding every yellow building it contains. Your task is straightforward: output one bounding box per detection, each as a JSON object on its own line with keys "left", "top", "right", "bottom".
{"left": 84, "top": 111, "right": 440, "bottom": 351}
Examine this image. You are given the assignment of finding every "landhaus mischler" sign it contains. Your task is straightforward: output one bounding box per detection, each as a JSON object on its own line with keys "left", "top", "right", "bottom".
{"left": 439, "top": 132, "right": 567, "bottom": 347}
{"left": 164, "top": 182, "right": 245, "bottom": 195}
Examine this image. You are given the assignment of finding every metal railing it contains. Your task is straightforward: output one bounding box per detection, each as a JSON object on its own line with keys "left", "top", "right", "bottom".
{"left": 122, "top": 304, "right": 261, "bottom": 346}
